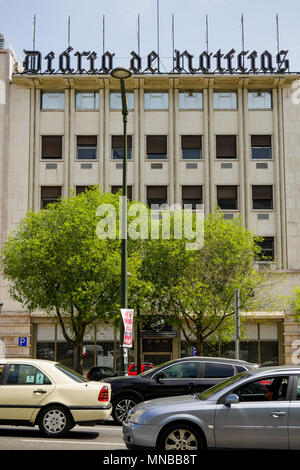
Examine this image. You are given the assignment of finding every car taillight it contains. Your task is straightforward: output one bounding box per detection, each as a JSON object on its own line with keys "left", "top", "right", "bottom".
{"left": 98, "top": 386, "right": 109, "bottom": 402}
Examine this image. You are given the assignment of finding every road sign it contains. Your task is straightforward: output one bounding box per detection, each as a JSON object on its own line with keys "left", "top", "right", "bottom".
{"left": 192, "top": 347, "right": 197, "bottom": 356}
{"left": 18, "top": 337, "right": 27, "bottom": 347}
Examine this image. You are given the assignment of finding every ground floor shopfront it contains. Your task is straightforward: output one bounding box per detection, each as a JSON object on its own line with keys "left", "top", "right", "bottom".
{"left": 27, "top": 312, "right": 289, "bottom": 373}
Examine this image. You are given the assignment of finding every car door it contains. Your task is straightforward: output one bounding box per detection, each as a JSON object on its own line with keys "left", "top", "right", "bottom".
{"left": 0, "top": 363, "right": 55, "bottom": 422}
{"left": 214, "top": 375, "right": 290, "bottom": 449}
{"left": 151, "top": 361, "right": 202, "bottom": 398}
{"left": 288, "top": 375, "right": 300, "bottom": 449}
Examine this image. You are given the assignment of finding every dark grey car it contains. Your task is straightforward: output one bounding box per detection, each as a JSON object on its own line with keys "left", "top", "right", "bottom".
{"left": 123, "top": 366, "right": 300, "bottom": 450}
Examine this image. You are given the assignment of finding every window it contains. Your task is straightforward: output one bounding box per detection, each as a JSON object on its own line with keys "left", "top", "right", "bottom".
{"left": 216, "top": 135, "right": 237, "bottom": 159}
{"left": 41, "top": 92, "right": 64, "bottom": 110}
{"left": 251, "top": 135, "right": 272, "bottom": 159}
{"left": 217, "top": 186, "right": 238, "bottom": 210}
{"left": 41, "top": 186, "right": 62, "bottom": 210}
{"left": 76, "top": 186, "right": 93, "bottom": 195}
{"left": 144, "top": 92, "right": 168, "bottom": 110}
{"left": 256, "top": 237, "right": 275, "bottom": 261}
{"left": 76, "top": 92, "right": 99, "bottom": 110}
{"left": 56, "top": 364, "right": 87, "bottom": 383}
{"left": 161, "top": 361, "right": 200, "bottom": 379}
{"left": 147, "top": 186, "right": 168, "bottom": 208}
{"left": 182, "top": 186, "right": 203, "bottom": 210}
{"left": 248, "top": 91, "right": 272, "bottom": 109}
{"left": 0, "top": 364, "right": 4, "bottom": 380}
{"left": 77, "top": 136, "right": 97, "bottom": 160}
{"left": 111, "top": 185, "right": 133, "bottom": 201}
{"left": 41, "top": 136, "right": 63, "bottom": 160}
{"left": 147, "top": 136, "right": 167, "bottom": 160}
{"left": 6, "top": 364, "right": 51, "bottom": 385}
{"left": 181, "top": 136, "right": 202, "bottom": 160}
{"left": 295, "top": 377, "right": 300, "bottom": 400}
{"left": 111, "top": 136, "right": 132, "bottom": 160}
{"left": 252, "top": 186, "right": 273, "bottom": 210}
{"left": 214, "top": 92, "right": 237, "bottom": 109}
{"left": 179, "top": 91, "right": 203, "bottom": 110}
{"left": 233, "top": 376, "right": 289, "bottom": 402}
{"left": 203, "top": 362, "right": 235, "bottom": 378}
{"left": 110, "top": 92, "right": 134, "bottom": 110}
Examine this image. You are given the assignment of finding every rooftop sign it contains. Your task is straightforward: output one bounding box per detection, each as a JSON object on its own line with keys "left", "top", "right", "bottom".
{"left": 22, "top": 47, "right": 290, "bottom": 75}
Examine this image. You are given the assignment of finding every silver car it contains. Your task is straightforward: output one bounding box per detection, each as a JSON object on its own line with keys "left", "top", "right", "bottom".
{"left": 123, "top": 366, "right": 300, "bottom": 450}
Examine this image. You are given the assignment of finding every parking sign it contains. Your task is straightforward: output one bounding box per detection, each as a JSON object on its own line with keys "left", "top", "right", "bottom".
{"left": 18, "top": 337, "right": 27, "bottom": 347}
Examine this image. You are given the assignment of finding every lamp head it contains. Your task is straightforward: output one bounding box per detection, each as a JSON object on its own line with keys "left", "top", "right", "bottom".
{"left": 110, "top": 67, "right": 132, "bottom": 80}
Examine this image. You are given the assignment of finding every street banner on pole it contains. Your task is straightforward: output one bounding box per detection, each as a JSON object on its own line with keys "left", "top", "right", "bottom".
{"left": 121, "top": 309, "right": 134, "bottom": 348}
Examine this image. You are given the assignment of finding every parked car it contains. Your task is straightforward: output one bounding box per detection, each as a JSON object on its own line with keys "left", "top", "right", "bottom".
{"left": 104, "top": 356, "right": 257, "bottom": 425}
{"left": 36, "top": 347, "right": 55, "bottom": 361}
{"left": 123, "top": 365, "right": 300, "bottom": 450}
{"left": 128, "top": 363, "right": 154, "bottom": 376}
{"left": 0, "top": 359, "right": 112, "bottom": 437}
{"left": 87, "top": 366, "right": 119, "bottom": 381}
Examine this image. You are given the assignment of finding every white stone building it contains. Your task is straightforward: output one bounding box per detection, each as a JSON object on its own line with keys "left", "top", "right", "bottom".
{"left": 1, "top": 41, "right": 300, "bottom": 369}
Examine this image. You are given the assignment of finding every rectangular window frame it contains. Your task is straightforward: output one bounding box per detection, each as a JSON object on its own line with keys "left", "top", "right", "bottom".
{"left": 178, "top": 91, "right": 203, "bottom": 110}
{"left": 111, "top": 135, "right": 133, "bottom": 160}
{"left": 251, "top": 135, "right": 272, "bottom": 160}
{"left": 76, "top": 136, "right": 98, "bottom": 161}
{"left": 144, "top": 92, "right": 169, "bottom": 110}
{"left": 41, "top": 92, "right": 65, "bottom": 110}
{"left": 248, "top": 91, "right": 272, "bottom": 110}
{"left": 213, "top": 91, "right": 237, "bottom": 110}
{"left": 75, "top": 92, "right": 99, "bottom": 111}
{"left": 181, "top": 135, "right": 202, "bottom": 160}
{"left": 110, "top": 92, "right": 134, "bottom": 111}
{"left": 41, "top": 136, "right": 63, "bottom": 160}
{"left": 217, "top": 185, "right": 238, "bottom": 211}
{"left": 252, "top": 185, "right": 274, "bottom": 211}
{"left": 146, "top": 135, "right": 168, "bottom": 160}
{"left": 216, "top": 135, "right": 237, "bottom": 160}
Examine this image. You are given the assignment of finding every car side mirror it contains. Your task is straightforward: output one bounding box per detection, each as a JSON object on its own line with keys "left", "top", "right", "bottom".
{"left": 155, "top": 372, "right": 165, "bottom": 383}
{"left": 224, "top": 394, "right": 239, "bottom": 407}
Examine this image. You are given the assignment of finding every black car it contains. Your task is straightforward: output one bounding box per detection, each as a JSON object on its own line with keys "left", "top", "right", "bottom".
{"left": 87, "top": 366, "right": 119, "bottom": 381}
{"left": 104, "top": 356, "right": 258, "bottom": 425}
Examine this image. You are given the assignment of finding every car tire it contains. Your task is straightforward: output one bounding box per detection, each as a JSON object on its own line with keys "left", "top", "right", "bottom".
{"left": 158, "top": 422, "right": 203, "bottom": 451}
{"left": 112, "top": 396, "right": 140, "bottom": 425}
{"left": 38, "top": 405, "right": 74, "bottom": 437}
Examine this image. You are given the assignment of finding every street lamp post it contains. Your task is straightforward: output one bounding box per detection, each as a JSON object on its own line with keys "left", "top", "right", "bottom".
{"left": 110, "top": 67, "right": 132, "bottom": 375}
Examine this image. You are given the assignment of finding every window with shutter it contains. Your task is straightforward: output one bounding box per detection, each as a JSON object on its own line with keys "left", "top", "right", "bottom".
{"left": 77, "top": 136, "right": 97, "bottom": 160}
{"left": 182, "top": 186, "right": 203, "bottom": 209}
{"left": 251, "top": 135, "right": 272, "bottom": 159}
{"left": 111, "top": 136, "right": 132, "bottom": 160}
{"left": 252, "top": 186, "right": 273, "bottom": 210}
{"left": 42, "top": 136, "right": 63, "bottom": 159}
{"left": 111, "top": 186, "right": 133, "bottom": 201}
{"left": 146, "top": 136, "right": 167, "bottom": 160}
{"left": 147, "top": 186, "right": 168, "bottom": 207}
{"left": 181, "top": 136, "right": 202, "bottom": 160}
{"left": 216, "top": 135, "right": 237, "bottom": 159}
{"left": 41, "top": 186, "right": 62, "bottom": 209}
{"left": 217, "top": 186, "right": 238, "bottom": 210}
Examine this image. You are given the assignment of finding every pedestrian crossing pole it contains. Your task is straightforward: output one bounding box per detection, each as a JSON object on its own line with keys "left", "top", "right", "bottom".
{"left": 235, "top": 289, "right": 240, "bottom": 360}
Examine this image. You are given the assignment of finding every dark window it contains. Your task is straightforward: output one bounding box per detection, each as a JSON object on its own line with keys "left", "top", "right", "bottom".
{"left": 257, "top": 237, "right": 275, "bottom": 261}
{"left": 76, "top": 186, "right": 93, "bottom": 195}
{"left": 217, "top": 186, "right": 238, "bottom": 210}
{"left": 233, "top": 376, "right": 289, "bottom": 402}
{"left": 216, "top": 135, "right": 237, "bottom": 159}
{"left": 162, "top": 362, "right": 200, "bottom": 379}
{"left": 252, "top": 185, "right": 273, "bottom": 210}
{"left": 41, "top": 186, "right": 62, "bottom": 209}
{"left": 77, "top": 136, "right": 97, "bottom": 160}
{"left": 203, "top": 362, "right": 235, "bottom": 378}
{"left": 251, "top": 135, "right": 272, "bottom": 159}
{"left": 112, "top": 135, "right": 132, "bottom": 160}
{"left": 42, "top": 136, "right": 62, "bottom": 160}
{"left": 181, "top": 136, "right": 202, "bottom": 160}
{"left": 111, "top": 185, "right": 133, "bottom": 201}
{"left": 147, "top": 136, "right": 167, "bottom": 160}
{"left": 56, "top": 364, "right": 87, "bottom": 383}
{"left": 147, "top": 186, "right": 168, "bottom": 207}
{"left": 6, "top": 364, "right": 51, "bottom": 385}
{"left": 182, "top": 186, "right": 203, "bottom": 209}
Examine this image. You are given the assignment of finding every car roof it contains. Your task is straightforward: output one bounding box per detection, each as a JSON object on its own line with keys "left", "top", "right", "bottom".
{"left": 0, "top": 358, "right": 58, "bottom": 365}
{"left": 174, "top": 356, "right": 254, "bottom": 366}
{"left": 244, "top": 365, "right": 300, "bottom": 376}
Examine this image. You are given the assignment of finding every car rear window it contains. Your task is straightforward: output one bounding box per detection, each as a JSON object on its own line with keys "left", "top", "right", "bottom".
{"left": 56, "top": 364, "right": 87, "bottom": 383}
{"left": 203, "top": 362, "right": 235, "bottom": 378}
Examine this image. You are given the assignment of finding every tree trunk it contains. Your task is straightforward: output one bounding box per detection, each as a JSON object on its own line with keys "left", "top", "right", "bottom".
{"left": 196, "top": 337, "right": 204, "bottom": 356}
{"left": 73, "top": 339, "right": 84, "bottom": 374}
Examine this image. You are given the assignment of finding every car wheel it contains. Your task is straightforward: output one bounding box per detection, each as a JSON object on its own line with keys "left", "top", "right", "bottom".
{"left": 38, "top": 405, "right": 73, "bottom": 437}
{"left": 112, "top": 396, "right": 139, "bottom": 425}
{"left": 158, "top": 423, "right": 203, "bottom": 451}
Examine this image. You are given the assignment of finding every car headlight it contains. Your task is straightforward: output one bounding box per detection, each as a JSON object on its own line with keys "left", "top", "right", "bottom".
{"left": 129, "top": 408, "right": 145, "bottom": 424}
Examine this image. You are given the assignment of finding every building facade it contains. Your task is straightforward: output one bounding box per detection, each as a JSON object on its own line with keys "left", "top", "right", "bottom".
{"left": 1, "top": 42, "right": 300, "bottom": 369}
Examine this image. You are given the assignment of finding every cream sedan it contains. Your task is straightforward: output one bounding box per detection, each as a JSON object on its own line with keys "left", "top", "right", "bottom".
{"left": 0, "top": 358, "right": 112, "bottom": 437}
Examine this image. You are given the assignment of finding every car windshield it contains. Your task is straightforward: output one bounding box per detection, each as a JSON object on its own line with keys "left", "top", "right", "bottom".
{"left": 56, "top": 364, "right": 87, "bottom": 383}
{"left": 196, "top": 371, "right": 250, "bottom": 400}
{"left": 139, "top": 359, "right": 175, "bottom": 377}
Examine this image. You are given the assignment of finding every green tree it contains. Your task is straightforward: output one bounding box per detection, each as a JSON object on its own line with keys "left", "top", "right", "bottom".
{"left": 139, "top": 210, "right": 264, "bottom": 355}
{"left": 2, "top": 188, "right": 138, "bottom": 373}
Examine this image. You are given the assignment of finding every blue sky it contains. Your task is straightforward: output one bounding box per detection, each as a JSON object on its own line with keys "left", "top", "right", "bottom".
{"left": 1, "top": 0, "right": 300, "bottom": 71}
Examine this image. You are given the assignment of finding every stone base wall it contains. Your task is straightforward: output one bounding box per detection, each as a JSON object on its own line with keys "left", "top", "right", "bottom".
{"left": 283, "top": 314, "right": 300, "bottom": 364}
{"left": 0, "top": 311, "right": 31, "bottom": 357}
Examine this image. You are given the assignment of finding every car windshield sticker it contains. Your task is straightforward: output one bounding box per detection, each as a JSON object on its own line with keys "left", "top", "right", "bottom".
{"left": 36, "top": 374, "right": 44, "bottom": 385}
{"left": 26, "top": 375, "right": 35, "bottom": 384}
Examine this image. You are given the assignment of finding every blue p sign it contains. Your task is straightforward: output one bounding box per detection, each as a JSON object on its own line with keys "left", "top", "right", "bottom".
{"left": 18, "top": 337, "right": 27, "bottom": 347}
